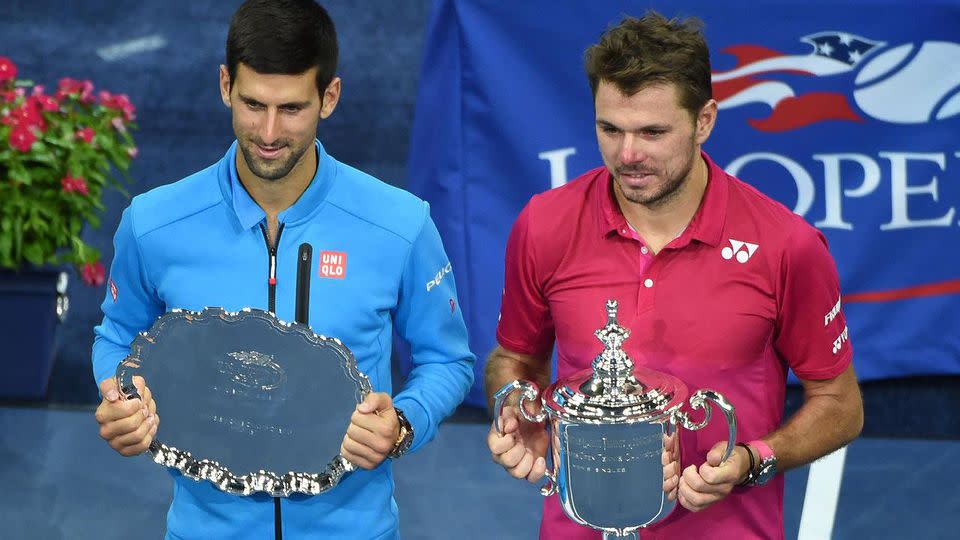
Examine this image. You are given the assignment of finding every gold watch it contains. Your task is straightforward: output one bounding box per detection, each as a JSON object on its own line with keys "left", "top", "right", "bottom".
{"left": 388, "top": 407, "right": 414, "bottom": 458}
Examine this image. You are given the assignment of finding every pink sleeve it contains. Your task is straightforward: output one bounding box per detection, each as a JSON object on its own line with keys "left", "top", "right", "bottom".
{"left": 774, "top": 223, "right": 853, "bottom": 380}
{"left": 496, "top": 202, "right": 555, "bottom": 355}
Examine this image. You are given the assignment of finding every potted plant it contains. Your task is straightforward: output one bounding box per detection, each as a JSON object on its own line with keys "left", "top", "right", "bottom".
{"left": 0, "top": 55, "right": 137, "bottom": 399}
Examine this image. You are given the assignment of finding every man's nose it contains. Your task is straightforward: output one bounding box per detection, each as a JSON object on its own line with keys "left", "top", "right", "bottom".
{"left": 619, "top": 133, "right": 647, "bottom": 164}
{"left": 258, "top": 109, "right": 280, "bottom": 145}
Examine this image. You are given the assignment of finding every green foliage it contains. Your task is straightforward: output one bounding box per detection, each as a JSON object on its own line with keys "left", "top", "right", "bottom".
{"left": 0, "top": 56, "right": 137, "bottom": 281}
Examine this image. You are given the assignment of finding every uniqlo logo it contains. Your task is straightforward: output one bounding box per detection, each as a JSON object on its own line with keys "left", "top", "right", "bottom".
{"left": 319, "top": 251, "right": 347, "bottom": 279}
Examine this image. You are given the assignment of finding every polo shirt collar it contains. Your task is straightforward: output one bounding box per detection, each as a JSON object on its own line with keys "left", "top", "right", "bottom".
{"left": 219, "top": 139, "right": 336, "bottom": 231}
{"left": 596, "top": 150, "right": 728, "bottom": 247}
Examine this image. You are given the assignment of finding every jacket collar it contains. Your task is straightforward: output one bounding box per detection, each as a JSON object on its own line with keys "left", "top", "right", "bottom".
{"left": 218, "top": 139, "right": 336, "bottom": 230}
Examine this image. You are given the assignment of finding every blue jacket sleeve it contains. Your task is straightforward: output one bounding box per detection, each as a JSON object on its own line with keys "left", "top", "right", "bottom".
{"left": 91, "top": 204, "right": 164, "bottom": 387}
{"left": 391, "top": 203, "right": 475, "bottom": 453}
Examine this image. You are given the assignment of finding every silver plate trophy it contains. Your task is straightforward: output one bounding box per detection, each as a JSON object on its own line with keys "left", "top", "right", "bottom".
{"left": 115, "top": 307, "right": 371, "bottom": 497}
{"left": 494, "top": 300, "right": 737, "bottom": 539}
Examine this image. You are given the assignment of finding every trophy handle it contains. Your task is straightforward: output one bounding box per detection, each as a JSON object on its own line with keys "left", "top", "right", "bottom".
{"left": 540, "top": 467, "right": 558, "bottom": 497}
{"left": 492, "top": 381, "right": 558, "bottom": 496}
{"left": 115, "top": 357, "right": 144, "bottom": 401}
{"left": 673, "top": 389, "right": 738, "bottom": 464}
{"left": 493, "top": 380, "right": 546, "bottom": 435}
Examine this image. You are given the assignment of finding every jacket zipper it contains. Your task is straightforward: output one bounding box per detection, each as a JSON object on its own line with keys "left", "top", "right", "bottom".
{"left": 258, "top": 221, "right": 286, "bottom": 539}
{"left": 259, "top": 222, "right": 285, "bottom": 313}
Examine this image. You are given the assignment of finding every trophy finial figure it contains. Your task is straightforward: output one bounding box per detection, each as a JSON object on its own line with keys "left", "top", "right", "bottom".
{"left": 582, "top": 299, "right": 639, "bottom": 397}
{"left": 595, "top": 300, "right": 630, "bottom": 355}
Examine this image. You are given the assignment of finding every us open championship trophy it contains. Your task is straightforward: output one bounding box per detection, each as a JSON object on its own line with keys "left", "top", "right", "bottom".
{"left": 115, "top": 307, "right": 370, "bottom": 497}
{"left": 494, "top": 300, "right": 737, "bottom": 539}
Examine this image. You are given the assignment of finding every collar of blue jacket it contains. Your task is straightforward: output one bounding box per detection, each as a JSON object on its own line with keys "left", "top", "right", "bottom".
{"left": 223, "top": 139, "right": 336, "bottom": 230}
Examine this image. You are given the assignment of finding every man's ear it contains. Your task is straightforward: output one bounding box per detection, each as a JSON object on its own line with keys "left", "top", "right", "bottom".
{"left": 320, "top": 77, "right": 341, "bottom": 119}
{"left": 219, "top": 65, "right": 232, "bottom": 108}
{"left": 695, "top": 99, "right": 718, "bottom": 145}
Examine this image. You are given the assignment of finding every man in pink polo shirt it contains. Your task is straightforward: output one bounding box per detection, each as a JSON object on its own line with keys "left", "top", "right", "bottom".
{"left": 485, "top": 11, "right": 864, "bottom": 540}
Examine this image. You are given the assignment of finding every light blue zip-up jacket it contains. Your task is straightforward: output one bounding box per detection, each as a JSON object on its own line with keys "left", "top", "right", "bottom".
{"left": 93, "top": 140, "right": 475, "bottom": 539}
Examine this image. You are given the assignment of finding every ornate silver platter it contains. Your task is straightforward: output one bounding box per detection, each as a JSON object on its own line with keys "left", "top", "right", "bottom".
{"left": 115, "top": 307, "right": 371, "bottom": 497}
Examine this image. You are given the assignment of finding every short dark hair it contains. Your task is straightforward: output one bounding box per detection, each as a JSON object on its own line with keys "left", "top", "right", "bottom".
{"left": 226, "top": 0, "right": 339, "bottom": 94}
{"left": 584, "top": 11, "right": 712, "bottom": 117}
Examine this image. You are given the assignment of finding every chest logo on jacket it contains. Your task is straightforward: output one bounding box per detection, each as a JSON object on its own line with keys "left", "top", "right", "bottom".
{"left": 319, "top": 251, "right": 347, "bottom": 279}
{"left": 721, "top": 238, "right": 760, "bottom": 263}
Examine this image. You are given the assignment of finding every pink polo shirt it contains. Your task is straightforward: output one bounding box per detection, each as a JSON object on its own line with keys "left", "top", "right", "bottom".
{"left": 497, "top": 152, "right": 852, "bottom": 540}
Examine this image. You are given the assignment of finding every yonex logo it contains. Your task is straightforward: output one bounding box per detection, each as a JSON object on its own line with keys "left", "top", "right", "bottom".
{"left": 832, "top": 325, "right": 850, "bottom": 354}
{"left": 721, "top": 239, "right": 759, "bottom": 263}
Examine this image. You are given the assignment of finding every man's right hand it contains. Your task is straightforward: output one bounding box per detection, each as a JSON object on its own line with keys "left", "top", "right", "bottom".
{"left": 95, "top": 376, "right": 158, "bottom": 457}
{"left": 487, "top": 404, "right": 549, "bottom": 483}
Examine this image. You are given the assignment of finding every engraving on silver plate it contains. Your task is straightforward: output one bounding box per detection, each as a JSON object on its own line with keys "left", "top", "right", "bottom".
{"left": 220, "top": 351, "right": 287, "bottom": 391}
{"left": 116, "top": 307, "right": 371, "bottom": 497}
{"left": 559, "top": 422, "right": 665, "bottom": 538}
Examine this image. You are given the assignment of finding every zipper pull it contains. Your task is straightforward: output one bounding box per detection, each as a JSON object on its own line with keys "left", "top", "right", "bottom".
{"left": 269, "top": 250, "right": 277, "bottom": 286}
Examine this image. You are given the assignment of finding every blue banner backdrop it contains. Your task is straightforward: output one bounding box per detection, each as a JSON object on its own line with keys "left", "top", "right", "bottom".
{"left": 406, "top": 0, "right": 960, "bottom": 407}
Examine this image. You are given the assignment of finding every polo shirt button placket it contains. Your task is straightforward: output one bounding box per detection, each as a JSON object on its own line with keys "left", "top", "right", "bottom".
{"left": 637, "top": 241, "right": 654, "bottom": 313}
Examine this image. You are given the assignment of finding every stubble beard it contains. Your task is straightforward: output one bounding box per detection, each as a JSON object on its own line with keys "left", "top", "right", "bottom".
{"left": 614, "top": 149, "right": 697, "bottom": 210}
{"left": 238, "top": 138, "right": 311, "bottom": 182}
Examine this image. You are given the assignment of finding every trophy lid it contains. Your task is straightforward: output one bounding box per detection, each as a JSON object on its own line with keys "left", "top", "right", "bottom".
{"left": 543, "top": 300, "right": 688, "bottom": 424}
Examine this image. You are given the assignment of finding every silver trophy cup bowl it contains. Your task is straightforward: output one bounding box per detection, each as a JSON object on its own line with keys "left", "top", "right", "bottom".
{"left": 494, "top": 300, "right": 737, "bottom": 539}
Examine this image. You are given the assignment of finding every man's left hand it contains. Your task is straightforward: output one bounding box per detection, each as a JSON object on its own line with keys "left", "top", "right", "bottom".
{"left": 676, "top": 441, "right": 751, "bottom": 513}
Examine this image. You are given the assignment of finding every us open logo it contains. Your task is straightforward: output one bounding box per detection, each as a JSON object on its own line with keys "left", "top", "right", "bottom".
{"left": 713, "top": 32, "right": 960, "bottom": 131}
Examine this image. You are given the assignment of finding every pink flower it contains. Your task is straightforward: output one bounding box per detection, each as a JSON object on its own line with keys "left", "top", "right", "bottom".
{"left": 31, "top": 85, "right": 45, "bottom": 96}
{"left": 81, "top": 261, "right": 106, "bottom": 287}
{"left": 126, "top": 146, "right": 139, "bottom": 159}
{"left": 0, "top": 57, "right": 16, "bottom": 83}
{"left": 61, "top": 174, "right": 89, "bottom": 195}
{"left": 6, "top": 102, "right": 46, "bottom": 132}
{"left": 56, "top": 77, "right": 94, "bottom": 103}
{"left": 1, "top": 90, "right": 17, "bottom": 103}
{"left": 101, "top": 92, "right": 136, "bottom": 121}
{"left": 30, "top": 94, "right": 59, "bottom": 112}
{"left": 8, "top": 124, "right": 36, "bottom": 152}
{"left": 111, "top": 116, "right": 127, "bottom": 133}
{"left": 76, "top": 127, "right": 95, "bottom": 144}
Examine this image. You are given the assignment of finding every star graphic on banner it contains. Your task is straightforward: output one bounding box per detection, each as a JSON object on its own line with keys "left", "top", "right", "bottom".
{"left": 802, "top": 31, "right": 886, "bottom": 66}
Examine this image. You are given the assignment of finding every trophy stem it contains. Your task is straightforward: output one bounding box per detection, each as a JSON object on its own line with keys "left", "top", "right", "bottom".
{"left": 602, "top": 531, "right": 638, "bottom": 540}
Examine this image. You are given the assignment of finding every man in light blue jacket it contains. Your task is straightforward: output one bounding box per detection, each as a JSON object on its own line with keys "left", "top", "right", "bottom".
{"left": 91, "top": 1, "right": 475, "bottom": 538}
